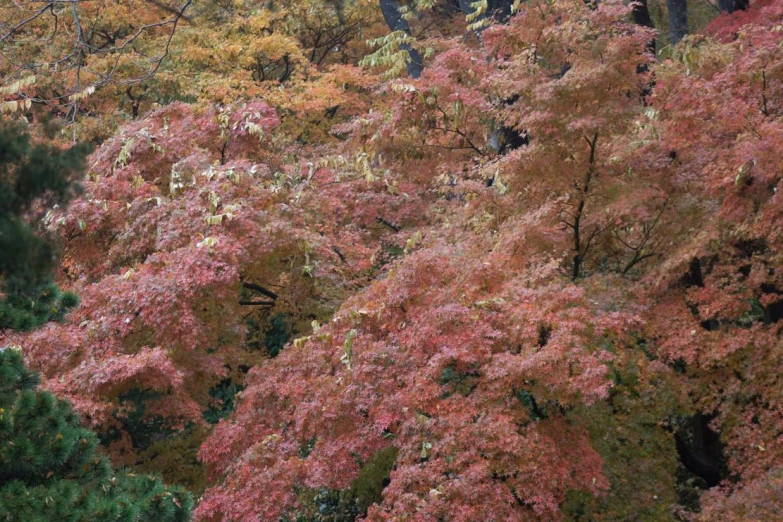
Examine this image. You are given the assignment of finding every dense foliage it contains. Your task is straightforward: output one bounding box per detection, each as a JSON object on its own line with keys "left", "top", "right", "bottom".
{"left": 0, "top": 349, "right": 192, "bottom": 522}
{"left": 0, "top": 123, "right": 191, "bottom": 519}
{"left": 2, "top": 0, "right": 782, "bottom": 520}
{"left": 0, "top": 122, "right": 86, "bottom": 330}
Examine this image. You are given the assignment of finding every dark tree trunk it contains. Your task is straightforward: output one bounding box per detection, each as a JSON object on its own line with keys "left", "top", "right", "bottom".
{"left": 458, "top": 1, "right": 527, "bottom": 155}
{"left": 458, "top": 0, "right": 515, "bottom": 27}
{"left": 632, "top": 0, "right": 654, "bottom": 27}
{"left": 457, "top": 0, "right": 474, "bottom": 14}
{"left": 378, "top": 0, "right": 424, "bottom": 78}
{"left": 632, "top": 0, "right": 656, "bottom": 54}
{"left": 488, "top": 0, "right": 515, "bottom": 20}
{"left": 667, "top": 0, "right": 688, "bottom": 45}
{"left": 674, "top": 413, "right": 728, "bottom": 488}
{"left": 718, "top": 0, "right": 748, "bottom": 13}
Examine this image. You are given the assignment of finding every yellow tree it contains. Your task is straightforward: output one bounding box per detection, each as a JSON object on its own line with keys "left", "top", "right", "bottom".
{"left": 0, "top": 0, "right": 382, "bottom": 143}
{"left": 0, "top": 0, "right": 192, "bottom": 140}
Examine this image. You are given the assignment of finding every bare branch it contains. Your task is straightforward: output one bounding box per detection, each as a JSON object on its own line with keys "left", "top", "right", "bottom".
{"left": 242, "top": 282, "right": 280, "bottom": 301}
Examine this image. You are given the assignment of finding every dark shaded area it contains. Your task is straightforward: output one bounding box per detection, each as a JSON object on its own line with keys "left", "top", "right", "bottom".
{"left": 699, "top": 317, "right": 721, "bottom": 332}
{"left": 265, "top": 312, "right": 294, "bottom": 357}
{"left": 0, "top": 120, "right": 88, "bottom": 326}
{"left": 718, "top": 0, "right": 749, "bottom": 14}
{"left": 490, "top": 125, "right": 529, "bottom": 155}
{"left": 489, "top": 95, "right": 529, "bottom": 155}
{"left": 761, "top": 284, "right": 783, "bottom": 324}
{"left": 537, "top": 325, "right": 552, "bottom": 347}
{"left": 113, "top": 388, "right": 172, "bottom": 451}
{"left": 246, "top": 312, "right": 294, "bottom": 358}
{"left": 515, "top": 388, "right": 547, "bottom": 421}
{"left": 632, "top": 0, "right": 654, "bottom": 29}
{"left": 674, "top": 413, "right": 728, "bottom": 489}
{"left": 682, "top": 257, "right": 704, "bottom": 288}
{"left": 204, "top": 378, "right": 244, "bottom": 424}
{"left": 283, "top": 446, "right": 398, "bottom": 521}
{"left": 440, "top": 365, "right": 480, "bottom": 398}
{"left": 631, "top": 0, "right": 657, "bottom": 55}
{"left": 298, "top": 437, "right": 318, "bottom": 459}
{"left": 734, "top": 237, "right": 767, "bottom": 258}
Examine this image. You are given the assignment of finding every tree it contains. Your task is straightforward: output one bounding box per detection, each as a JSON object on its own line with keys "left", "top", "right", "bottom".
{"left": 0, "top": 348, "right": 192, "bottom": 522}
{"left": 0, "top": 98, "right": 429, "bottom": 485}
{"left": 631, "top": 0, "right": 657, "bottom": 53}
{"left": 645, "top": 5, "right": 783, "bottom": 515}
{"left": 5, "top": 0, "right": 783, "bottom": 519}
{"left": 0, "top": 121, "right": 86, "bottom": 330}
{"left": 0, "top": 0, "right": 192, "bottom": 140}
{"left": 0, "top": 121, "right": 192, "bottom": 520}
{"left": 0, "top": 0, "right": 380, "bottom": 142}
{"left": 197, "top": 1, "right": 783, "bottom": 519}
{"left": 195, "top": 2, "right": 674, "bottom": 519}
{"left": 378, "top": 0, "right": 424, "bottom": 78}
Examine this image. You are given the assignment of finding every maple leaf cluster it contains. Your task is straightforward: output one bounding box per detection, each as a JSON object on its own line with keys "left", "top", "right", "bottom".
{"left": 2, "top": 0, "right": 783, "bottom": 520}
{"left": 196, "top": 1, "right": 783, "bottom": 519}
{"left": 0, "top": 99, "right": 427, "bottom": 475}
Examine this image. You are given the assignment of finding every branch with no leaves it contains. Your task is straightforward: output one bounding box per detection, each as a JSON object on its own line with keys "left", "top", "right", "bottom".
{"left": 564, "top": 132, "right": 600, "bottom": 280}
{"left": 241, "top": 282, "right": 279, "bottom": 301}
{"left": 376, "top": 216, "right": 401, "bottom": 232}
{"left": 238, "top": 300, "right": 276, "bottom": 307}
{"left": 0, "top": 0, "right": 194, "bottom": 135}
{"left": 614, "top": 198, "right": 669, "bottom": 275}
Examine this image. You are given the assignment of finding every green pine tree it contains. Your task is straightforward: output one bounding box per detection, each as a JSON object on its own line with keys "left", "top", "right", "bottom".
{"left": 0, "top": 119, "right": 85, "bottom": 330}
{"left": 0, "top": 349, "right": 193, "bottom": 521}
{"left": 0, "top": 121, "right": 193, "bottom": 521}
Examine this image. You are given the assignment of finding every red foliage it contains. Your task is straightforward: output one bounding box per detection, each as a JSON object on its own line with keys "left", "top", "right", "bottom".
{"left": 705, "top": 0, "right": 783, "bottom": 42}
{"left": 6, "top": 0, "right": 783, "bottom": 519}
{"left": 198, "top": 237, "right": 630, "bottom": 520}
{"left": 196, "top": 1, "right": 783, "bottom": 519}
{"left": 1, "top": 100, "right": 426, "bottom": 463}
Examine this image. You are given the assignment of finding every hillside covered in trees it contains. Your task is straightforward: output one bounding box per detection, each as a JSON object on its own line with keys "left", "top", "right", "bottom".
{"left": 1, "top": 0, "right": 783, "bottom": 520}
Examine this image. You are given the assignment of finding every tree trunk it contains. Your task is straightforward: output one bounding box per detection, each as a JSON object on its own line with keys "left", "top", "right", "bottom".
{"left": 378, "top": 0, "right": 423, "bottom": 78}
{"left": 632, "top": 0, "right": 654, "bottom": 27}
{"left": 632, "top": 0, "right": 656, "bottom": 54}
{"left": 458, "top": 0, "right": 526, "bottom": 154}
{"left": 458, "top": 0, "right": 515, "bottom": 27}
{"left": 718, "top": 0, "right": 748, "bottom": 14}
{"left": 667, "top": 0, "right": 688, "bottom": 45}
